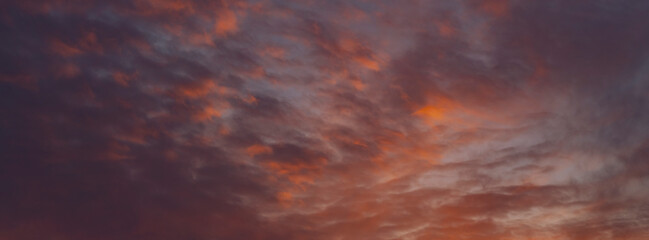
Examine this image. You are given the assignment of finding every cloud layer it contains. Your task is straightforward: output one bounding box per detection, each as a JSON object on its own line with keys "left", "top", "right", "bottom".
{"left": 2, "top": 0, "right": 649, "bottom": 239}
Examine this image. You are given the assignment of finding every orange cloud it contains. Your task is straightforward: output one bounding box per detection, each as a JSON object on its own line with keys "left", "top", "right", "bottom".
{"left": 354, "top": 56, "right": 381, "bottom": 71}
{"left": 192, "top": 104, "right": 222, "bottom": 122}
{"left": 350, "top": 78, "right": 366, "bottom": 91}
{"left": 276, "top": 191, "right": 293, "bottom": 206}
{"left": 262, "top": 155, "right": 327, "bottom": 187}
{"left": 338, "top": 37, "right": 382, "bottom": 71}
{"left": 413, "top": 96, "right": 459, "bottom": 122}
{"left": 414, "top": 105, "right": 447, "bottom": 121}
{"left": 215, "top": 8, "right": 238, "bottom": 36}
{"left": 243, "top": 95, "right": 258, "bottom": 104}
{"left": 246, "top": 144, "right": 272, "bottom": 157}
{"left": 177, "top": 80, "right": 216, "bottom": 99}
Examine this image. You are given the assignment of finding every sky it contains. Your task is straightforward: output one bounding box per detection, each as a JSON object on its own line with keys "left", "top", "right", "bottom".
{"left": 1, "top": 0, "right": 649, "bottom": 239}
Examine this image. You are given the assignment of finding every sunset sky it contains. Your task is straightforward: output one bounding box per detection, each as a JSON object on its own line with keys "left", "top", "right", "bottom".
{"left": 2, "top": 0, "right": 649, "bottom": 239}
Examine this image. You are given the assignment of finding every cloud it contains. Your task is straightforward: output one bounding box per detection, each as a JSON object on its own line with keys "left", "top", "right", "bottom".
{"left": 1, "top": 0, "right": 649, "bottom": 239}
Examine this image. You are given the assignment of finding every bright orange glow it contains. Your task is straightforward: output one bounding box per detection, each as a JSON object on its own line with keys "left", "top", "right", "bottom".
{"left": 414, "top": 105, "right": 447, "bottom": 121}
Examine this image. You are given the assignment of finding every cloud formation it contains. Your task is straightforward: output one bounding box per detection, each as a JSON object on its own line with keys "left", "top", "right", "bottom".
{"left": 1, "top": 0, "right": 649, "bottom": 239}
